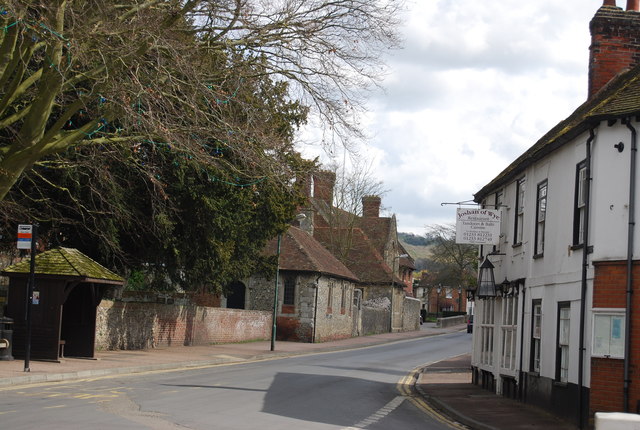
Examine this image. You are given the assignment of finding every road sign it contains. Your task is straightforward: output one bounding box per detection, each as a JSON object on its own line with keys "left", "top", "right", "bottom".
{"left": 17, "top": 224, "right": 32, "bottom": 250}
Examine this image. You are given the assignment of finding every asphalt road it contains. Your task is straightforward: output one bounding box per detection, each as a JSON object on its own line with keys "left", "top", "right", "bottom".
{"left": 0, "top": 331, "right": 471, "bottom": 430}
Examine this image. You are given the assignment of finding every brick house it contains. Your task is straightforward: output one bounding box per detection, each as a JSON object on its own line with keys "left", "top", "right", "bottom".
{"left": 471, "top": 1, "right": 640, "bottom": 426}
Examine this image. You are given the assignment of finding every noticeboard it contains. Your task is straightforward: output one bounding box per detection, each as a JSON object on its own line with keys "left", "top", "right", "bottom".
{"left": 455, "top": 208, "right": 501, "bottom": 245}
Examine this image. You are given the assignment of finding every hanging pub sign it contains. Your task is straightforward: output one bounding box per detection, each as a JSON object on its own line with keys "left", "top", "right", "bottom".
{"left": 455, "top": 208, "right": 501, "bottom": 245}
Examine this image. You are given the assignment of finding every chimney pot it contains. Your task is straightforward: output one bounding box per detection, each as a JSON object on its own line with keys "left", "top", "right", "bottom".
{"left": 589, "top": 3, "right": 640, "bottom": 97}
{"left": 312, "top": 171, "right": 336, "bottom": 205}
{"left": 362, "top": 195, "right": 382, "bottom": 218}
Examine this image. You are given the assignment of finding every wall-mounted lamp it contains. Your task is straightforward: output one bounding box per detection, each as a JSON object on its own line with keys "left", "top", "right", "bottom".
{"left": 499, "top": 279, "right": 520, "bottom": 298}
{"left": 466, "top": 287, "right": 476, "bottom": 302}
{"left": 477, "top": 257, "right": 497, "bottom": 299}
{"left": 615, "top": 142, "right": 625, "bottom": 153}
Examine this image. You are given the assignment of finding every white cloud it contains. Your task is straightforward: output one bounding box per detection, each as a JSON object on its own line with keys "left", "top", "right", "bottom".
{"left": 299, "top": 0, "right": 606, "bottom": 234}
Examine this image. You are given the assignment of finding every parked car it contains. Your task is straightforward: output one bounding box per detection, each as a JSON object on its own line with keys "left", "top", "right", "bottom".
{"left": 466, "top": 315, "right": 473, "bottom": 333}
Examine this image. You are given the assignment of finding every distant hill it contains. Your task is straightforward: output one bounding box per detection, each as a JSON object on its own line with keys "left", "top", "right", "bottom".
{"left": 398, "top": 232, "right": 433, "bottom": 262}
{"left": 400, "top": 242, "right": 432, "bottom": 261}
{"left": 398, "top": 232, "right": 432, "bottom": 246}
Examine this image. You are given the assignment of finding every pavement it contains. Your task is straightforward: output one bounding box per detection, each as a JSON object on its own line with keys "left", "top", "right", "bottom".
{"left": 0, "top": 323, "right": 578, "bottom": 430}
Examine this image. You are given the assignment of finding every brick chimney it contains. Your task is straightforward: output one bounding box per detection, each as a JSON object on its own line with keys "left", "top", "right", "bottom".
{"left": 362, "top": 195, "right": 381, "bottom": 218}
{"left": 313, "top": 170, "right": 336, "bottom": 205}
{"left": 589, "top": 1, "right": 640, "bottom": 98}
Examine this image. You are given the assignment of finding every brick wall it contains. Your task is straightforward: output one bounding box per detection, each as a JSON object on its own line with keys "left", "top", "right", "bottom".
{"left": 95, "top": 300, "right": 270, "bottom": 350}
{"left": 591, "top": 260, "right": 640, "bottom": 414}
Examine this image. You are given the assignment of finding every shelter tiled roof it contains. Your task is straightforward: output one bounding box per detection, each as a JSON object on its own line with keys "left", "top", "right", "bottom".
{"left": 475, "top": 63, "right": 640, "bottom": 201}
{"left": 1, "top": 247, "right": 124, "bottom": 284}
{"left": 264, "top": 226, "right": 358, "bottom": 282}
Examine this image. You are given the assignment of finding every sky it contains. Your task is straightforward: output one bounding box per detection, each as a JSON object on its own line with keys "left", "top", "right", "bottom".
{"left": 300, "top": 0, "right": 603, "bottom": 235}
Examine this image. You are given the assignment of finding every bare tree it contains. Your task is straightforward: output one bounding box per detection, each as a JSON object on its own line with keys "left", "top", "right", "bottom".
{"left": 319, "top": 157, "right": 387, "bottom": 262}
{"left": 0, "top": 0, "right": 404, "bottom": 200}
{"left": 426, "top": 224, "right": 478, "bottom": 288}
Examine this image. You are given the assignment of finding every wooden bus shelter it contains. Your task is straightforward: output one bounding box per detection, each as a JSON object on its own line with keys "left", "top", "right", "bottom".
{"left": 1, "top": 247, "right": 123, "bottom": 361}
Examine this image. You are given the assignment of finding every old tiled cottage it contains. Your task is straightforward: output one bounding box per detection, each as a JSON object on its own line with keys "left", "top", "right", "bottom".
{"left": 246, "top": 226, "right": 359, "bottom": 343}
{"left": 246, "top": 170, "right": 419, "bottom": 342}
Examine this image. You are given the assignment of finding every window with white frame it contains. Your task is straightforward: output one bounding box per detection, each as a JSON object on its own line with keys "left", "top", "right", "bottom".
{"left": 514, "top": 178, "right": 526, "bottom": 245}
{"left": 480, "top": 299, "right": 495, "bottom": 366}
{"left": 557, "top": 303, "right": 571, "bottom": 383}
{"left": 534, "top": 181, "right": 547, "bottom": 257}
{"left": 531, "top": 300, "right": 542, "bottom": 373}
{"left": 501, "top": 295, "right": 519, "bottom": 371}
{"left": 592, "top": 311, "right": 625, "bottom": 358}
{"left": 574, "top": 161, "right": 587, "bottom": 246}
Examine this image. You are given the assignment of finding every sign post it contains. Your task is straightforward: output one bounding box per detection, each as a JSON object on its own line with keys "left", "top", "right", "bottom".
{"left": 17, "top": 224, "right": 37, "bottom": 372}
{"left": 17, "top": 224, "right": 32, "bottom": 250}
{"left": 455, "top": 208, "right": 501, "bottom": 245}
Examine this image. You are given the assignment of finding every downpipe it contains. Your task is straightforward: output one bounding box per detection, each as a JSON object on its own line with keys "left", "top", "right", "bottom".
{"left": 578, "top": 128, "right": 595, "bottom": 428}
{"left": 624, "top": 119, "right": 637, "bottom": 413}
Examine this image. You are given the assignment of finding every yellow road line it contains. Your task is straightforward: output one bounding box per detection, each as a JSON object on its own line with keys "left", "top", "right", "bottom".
{"left": 397, "top": 366, "right": 468, "bottom": 430}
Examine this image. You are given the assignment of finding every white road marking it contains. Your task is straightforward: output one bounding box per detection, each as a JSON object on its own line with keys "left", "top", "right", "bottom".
{"left": 342, "top": 395, "right": 405, "bottom": 429}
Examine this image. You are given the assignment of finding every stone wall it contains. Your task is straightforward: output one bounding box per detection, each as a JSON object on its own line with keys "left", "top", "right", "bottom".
{"left": 247, "top": 271, "right": 356, "bottom": 343}
{"left": 360, "top": 285, "right": 391, "bottom": 335}
{"left": 402, "top": 297, "right": 421, "bottom": 331}
{"left": 95, "top": 300, "right": 270, "bottom": 350}
{"left": 314, "top": 276, "right": 356, "bottom": 342}
{"left": 361, "top": 305, "right": 389, "bottom": 335}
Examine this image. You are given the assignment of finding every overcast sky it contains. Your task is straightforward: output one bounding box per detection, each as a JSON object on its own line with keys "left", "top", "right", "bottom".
{"left": 302, "top": 0, "right": 603, "bottom": 235}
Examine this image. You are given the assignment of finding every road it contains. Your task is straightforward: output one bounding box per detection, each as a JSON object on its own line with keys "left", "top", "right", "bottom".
{"left": 0, "top": 331, "right": 471, "bottom": 430}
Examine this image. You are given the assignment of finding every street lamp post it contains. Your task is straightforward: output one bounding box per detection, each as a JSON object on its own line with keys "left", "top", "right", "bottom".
{"left": 458, "top": 287, "right": 462, "bottom": 312}
{"left": 436, "top": 285, "right": 442, "bottom": 320}
{"left": 270, "top": 213, "right": 306, "bottom": 352}
{"left": 270, "top": 233, "right": 282, "bottom": 352}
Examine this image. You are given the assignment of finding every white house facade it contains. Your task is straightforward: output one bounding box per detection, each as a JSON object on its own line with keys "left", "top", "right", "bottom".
{"left": 471, "top": 1, "right": 640, "bottom": 427}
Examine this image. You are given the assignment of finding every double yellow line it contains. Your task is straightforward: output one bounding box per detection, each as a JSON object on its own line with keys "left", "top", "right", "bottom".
{"left": 397, "top": 366, "right": 469, "bottom": 430}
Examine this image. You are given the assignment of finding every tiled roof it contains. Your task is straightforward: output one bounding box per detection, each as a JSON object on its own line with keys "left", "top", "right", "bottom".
{"left": 264, "top": 226, "right": 358, "bottom": 282}
{"left": 475, "top": 63, "right": 640, "bottom": 201}
{"left": 314, "top": 227, "right": 399, "bottom": 285}
{"left": 1, "top": 247, "right": 124, "bottom": 284}
{"left": 358, "top": 217, "right": 392, "bottom": 257}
